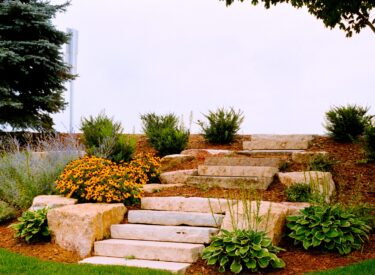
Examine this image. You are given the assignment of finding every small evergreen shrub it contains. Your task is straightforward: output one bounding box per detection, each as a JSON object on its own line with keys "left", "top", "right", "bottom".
{"left": 198, "top": 107, "right": 244, "bottom": 144}
{"left": 10, "top": 208, "right": 50, "bottom": 243}
{"left": 80, "top": 113, "right": 135, "bottom": 163}
{"left": 0, "top": 201, "right": 16, "bottom": 223}
{"left": 55, "top": 156, "right": 145, "bottom": 204}
{"left": 129, "top": 153, "right": 161, "bottom": 183}
{"left": 307, "top": 154, "right": 335, "bottom": 172}
{"left": 287, "top": 204, "right": 372, "bottom": 255}
{"left": 140, "top": 113, "right": 189, "bottom": 156}
{"left": 202, "top": 229, "right": 285, "bottom": 273}
{"left": 324, "top": 105, "right": 372, "bottom": 142}
{"left": 363, "top": 125, "right": 375, "bottom": 162}
{"left": 285, "top": 183, "right": 312, "bottom": 202}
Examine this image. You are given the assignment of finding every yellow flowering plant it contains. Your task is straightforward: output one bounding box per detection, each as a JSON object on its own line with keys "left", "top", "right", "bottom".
{"left": 129, "top": 153, "right": 161, "bottom": 183}
{"left": 55, "top": 156, "right": 145, "bottom": 205}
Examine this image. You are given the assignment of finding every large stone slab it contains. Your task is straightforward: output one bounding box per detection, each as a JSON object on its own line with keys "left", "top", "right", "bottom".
{"left": 181, "top": 149, "right": 233, "bottom": 157}
{"left": 243, "top": 134, "right": 314, "bottom": 150}
{"left": 278, "top": 171, "right": 335, "bottom": 201}
{"left": 198, "top": 165, "right": 278, "bottom": 178}
{"left": 160, "top": 169, "right": 198, "bottom": 184}
{"left": 141, "top": 196, "right": 234, "bottom": 214}
{"left": 111, "top": 224, "right": 218, "bottom": 244}
{"left": 30, "top": 195, "right": 77, "bottom": 211}
{"left": 291, "top": 151, "right": 328, "bottom": 164}
{"left": 80, "top": 257, "right": 190, "bottom": 274}
{"left": 161, "top": 155, "right": 195, "bottom": 171}
{"left": 128, "top": 210, "right": 224, "bottom": 227}
{"left": 47, "top": 203, "right": 127, "bottom": 257}
{"left": 204, "top": 156, "right": 281, "bottom": 167}
{"left": 186, "top": 176, "right": 274, "bottom": 190}
{"left": 94, "top": 239, "right": 204, "bottom": 263}
{"left": 236, "top": 150, "right": 303, "bottom": 160}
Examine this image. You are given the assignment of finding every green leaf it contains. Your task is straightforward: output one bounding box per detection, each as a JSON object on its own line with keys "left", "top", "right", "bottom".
{"left": 271, "top": 258, "right": 286, "bottom": 269}
{"left": 207, "top": 256, "right": 218, "bottom": 265}
{"left": 220, "top": 256, "right": 229, "bottom": 267}
{"left": 303, "top": 239, "right": 312, "bottom": 250}
{"left": 326, "top": 229, "right": 340, "bottom": 238}
{"left": 258, "top": 257, "right": 270, "bottom": 268}
{"left": 245, "top": 258, "right": 256, "bottom": 269}
{"left": 230, "top": 259, "right": 243, "bottom": 274}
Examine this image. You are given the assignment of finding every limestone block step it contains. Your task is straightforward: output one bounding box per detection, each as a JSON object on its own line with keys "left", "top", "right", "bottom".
{"left": 80, "top": 256, "right": 190, "bottom": 274}
{"left": 243, "top": 134, "right": 314, "bottom": 150}
{"left": 128, "top": 210, "right": 223, "bottom": 227}
{"left": 160, "top": 169, "right": 198, "bottom": 185}
{"left": 204, "top": 156, "right": 281, "bottom": 167}
{"left": 186, "top": 176, "right": 273, "bottom": 190}
{"left": 236, "top": 149, "right": 304, "bottom": 159}
{"left": 94, "top": 239, "right": 204, "bottom": 263}
{"left": 111, "top": 224, "right": 218, "bottom": 243}
{"left": 198, "top": 165, "right": 278, "bottom": 178}
{"left": 141, "top": 196, "right": 232, "bottom": 214}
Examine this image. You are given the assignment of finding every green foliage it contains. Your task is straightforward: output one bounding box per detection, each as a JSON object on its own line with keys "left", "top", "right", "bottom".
{"left": 287, "top": 204, "right": 372, "bottom": 255}
{"left": 80, "top": 113, "right": 135, "bottom": 163}
{"left": 308, "top": 154, "right": 335, "bottom": 172}
{"left": 285, "top": 183, "right": 311, "bottom": 202}
{"left": 363, "top": 124, "right": 375, "bottom": 162}
{"left": 198, "top": 107, "right": 244, "bottom": 144}
{"left": 307, "top": 258, "right": 375, "bottom": 275}
{"left": 222, "top": 1, "right": 375, "bottom": 37}
{"left": 10, "top": 208, "right": 50, "bottom": 243}
{"left": 324, "top": 105, "right": 372, "bottom": 142}
{"left": 0, "top": 0, "right": 74, "bottom": 130}
{"left": 202, "top": 229, "right": 285, "bottom": 273}
{"left": 0, "top": 200, "right": 16, "bottom": 223}
{"left": 140, "top": 112, "right": 189, "bottom": 156}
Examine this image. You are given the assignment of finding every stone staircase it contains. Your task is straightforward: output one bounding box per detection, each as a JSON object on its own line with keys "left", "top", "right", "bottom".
{"left": 80, "top": 197, "right": 225, "bottom": 274}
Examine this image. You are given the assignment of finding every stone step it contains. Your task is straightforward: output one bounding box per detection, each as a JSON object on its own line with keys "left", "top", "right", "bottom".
{"left": 204, "top": 156, "right": 281, "bottom": 167}
{"left": 186, "top": 175, "right": 273, "bottom": 190}
{"left": 141, "top": 196, "right": 230, "bottom": 214}
{"left": 94, "top": 239, "right": 204, "bottom": 263}
{"left": 243, "top": 134, "right": 314, "bottom": 150}
{"left": 80, "top": 256, "right": 190, "bottom": 274}
{"left": 111, "top": 224, "right": 218, "bottom": 244}
{"left": 198, "top": 165, "right": 278, "bottom": 178}
{"left": 128, "top": 210, "right": 223, "bottom": 227}
{"left": 142, "top": 184, "right": 185, "bottom": 193}
{"left": 236, "top": 149, "right": 304, "bottom": 159}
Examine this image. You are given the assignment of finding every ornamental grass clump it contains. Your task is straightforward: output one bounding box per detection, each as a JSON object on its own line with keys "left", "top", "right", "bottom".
{"left": 55, "top": 155, "right": 145, "bottom": 205}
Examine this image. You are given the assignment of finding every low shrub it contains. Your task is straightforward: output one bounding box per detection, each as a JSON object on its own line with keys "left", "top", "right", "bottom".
{"left": 363, "top": 125, "right": 375, "bottom": 162}
{"left": 324, "top": 105, "right": 372, "bottom": 142}
{"left": 129, "top": 153, "right": 161, "bottom": 183}
{"left": 55, "top": 156, "right": 145, "bottom": 204}
{"left": 80, "top": 113, "right": 135, "bottom": 163}
{"left": 140, "top": 113, "right": 189, "bottom": 156}
{"left": 285, "top": 183, "right": 312, "bottom": 202}
{"left": 0, "top": 201, "right": 16, "bottom": 224}
{"left": 9, "top": 208, "right": 50, "bottom": 243}
{"left": 287, "top": 204, "right": 372, "bottom": 255}
{"left": 307, "top": 154, "right": 335, "bottom": 172}
{"left": 198, "top": 107, "right": 244, "bottom": 144}
{"left": 202, "top": 229, "right": 285, "bottom": 273}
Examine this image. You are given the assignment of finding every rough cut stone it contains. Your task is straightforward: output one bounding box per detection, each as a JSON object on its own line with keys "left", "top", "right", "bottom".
{"left": 198, "top": 165, "right": 278, "bottom": 178}
{"left": 128, "top": 210, "right": 224, "bottom": 227}
{"left": 111, "top": 224, "right": 218, "bottom": 244}
{"left": 94, "top": 239, "right": 204, "bottom": 263}
{"left": 143, "top": 184, "right": 185, "bottom": 193}
{"left": 278, "top": 171, "right": 335, "bottom": 201}
{"left": 186, "top": 176, "right": 274, "bottom": 190}
{"left": 204, "top": 156, "right": 281, "bottom": 167}
{"left": 80, "top": 257, "right": 190, "bottom": 274}
{"left": 30, "top": 195, "right": 77, "bottom": 211}
{"left": 161, "top": 155, "right": 195, "bottom": 171}
{"left": 160, "top": 169, "right": 198, "bottom": 184}
{"left": 141, "top": 196, "right": 234, "bottom": 214}
{"left": 47, "top": 203, "right": 127, "bottom": 257}
{"left": 243, "top": 134, "right": 314, "bottom": 150}
{"left": 279, "top": 202, "right": 310, "bottom": 216}
{"left": 236, "top": 150, "right": 303, "bottom": 160}
{"left": 180, "top": 149, "right": 233, "bottom": 157}
{"left": 291, "top": 151, "right": 328, "bottom": 164}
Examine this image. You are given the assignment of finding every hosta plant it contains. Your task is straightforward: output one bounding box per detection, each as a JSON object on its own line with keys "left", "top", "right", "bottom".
{"left": 287, "top": 204, "right": 372, "bottom": 255}
{"left": 10, "top": 208, "right": 50, "bottom": 243}
{"left": 202, "top": 229, "right": 285, "bottom": 273}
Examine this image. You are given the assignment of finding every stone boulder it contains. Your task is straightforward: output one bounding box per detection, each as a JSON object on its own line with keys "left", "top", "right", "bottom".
{"left": 291, "top": 151, "right": 328, "bottom": 164}
{"left": 30, "top": 195, "right": 77, "bottom": 211}
{"left": 160, "top": 154, "right": 195, "bottom": 171}
{"left": 159, "top": 169, "right": 198, "bottom": 184}
{"left": 47, "top": 203, "right": 126, "bottom": 257}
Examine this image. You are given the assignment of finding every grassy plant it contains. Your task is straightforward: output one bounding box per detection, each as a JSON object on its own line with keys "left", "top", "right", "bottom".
{"left": 308, "top": 154, "right": 335, "bottom": 172}
{"left": 0, "top": 201, "right": 16, "bottom": 223}
{"left": 285, "top": 183, "right": 312, "bottom": 202}
{"left": 324, "top": 104, "right": 372, "bottom": 142}
{"left": 198, "top": 107, "right": 244, "bottom": 144}
{"left": 140, "top": 112, "right": 189, "bottom": 156}
{"left": 363, "top": 124, "right": 375, "bottom": 162}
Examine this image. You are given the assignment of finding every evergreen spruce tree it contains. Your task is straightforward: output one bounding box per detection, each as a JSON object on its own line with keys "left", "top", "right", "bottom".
{"left": 0, "top": 0, "right": 74, "bottom": 131}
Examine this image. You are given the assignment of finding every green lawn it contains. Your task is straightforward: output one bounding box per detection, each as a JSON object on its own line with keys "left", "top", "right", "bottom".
{"left": 0, "top": 249, "right": 170, "bottom": 275}
{"left": 307, "top": 258, "right": 375, "bottom": 275}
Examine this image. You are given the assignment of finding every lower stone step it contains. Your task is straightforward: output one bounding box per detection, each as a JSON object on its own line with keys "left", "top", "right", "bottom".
{"left": 94, "top": 239, "right": 204, "bottom": 263}
{"left": 80, "top": 256, "right": 190, "bottom": 274}
{"left": 111, "top": 224, "right": 218, "bottom": 244}
{"left": 128, "top": 210, "right": 224, "bottom": 227}
{"left": 198, "top": 165, "right": 278, "bottom": 178}
{"left": 186, "top": 175, "right": 273, "bottom": 190}
{"left": 204, "top": 156, "right": 281, "bottom": 167}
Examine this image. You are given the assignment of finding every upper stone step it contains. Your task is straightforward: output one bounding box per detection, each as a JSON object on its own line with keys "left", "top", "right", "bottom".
{"left": 243, "top": 134, "right": 314, "bottom": 150}
{"left": 128, "top": 210, "right": 224, "bottom": 227}
{"left": 111, "top": 224, "right": 218, "bottom": 244}
{"left": 236, "top": 149, "right": 304, "bottom": 159}
{"left": 80, "top": 256, "right": 190, "bottom": 274}
{"left": 94, "top": 239, "right": 204, "bottom": 263}
{"left": 198, "top": 165, "right": 278, "bottom": 178}
{"left": 204, "top": 156, "right": 281, "bottom": 167}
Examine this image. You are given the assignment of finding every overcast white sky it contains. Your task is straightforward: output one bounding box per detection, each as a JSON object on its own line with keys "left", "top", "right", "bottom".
{"left": 51, "top": 0, "right": 374, "bottom": 134}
